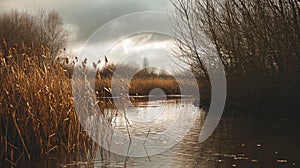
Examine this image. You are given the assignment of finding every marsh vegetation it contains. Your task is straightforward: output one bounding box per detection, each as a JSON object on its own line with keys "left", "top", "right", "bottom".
{"left": 1, "top": 0, "right": 300, "bottom": 166}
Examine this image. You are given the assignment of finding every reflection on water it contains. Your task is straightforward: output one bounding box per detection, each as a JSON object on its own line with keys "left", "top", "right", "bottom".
{"left": 111, "top": 99, "right": 198, "bottom": 140}
{"left": 95, "top": 99, "right": 300, "bottom": 168}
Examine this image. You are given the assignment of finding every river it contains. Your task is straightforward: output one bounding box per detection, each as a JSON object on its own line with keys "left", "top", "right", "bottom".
{"left": 87, "top": 98, "right": 299, "bottom": 168}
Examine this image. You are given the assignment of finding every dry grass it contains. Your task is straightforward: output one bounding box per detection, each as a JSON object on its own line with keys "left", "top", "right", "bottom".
{"left": 94, "top": 63, "right": 201, "bottom": 99}
{"left": 95, "top": 76, "right": 200, "bottom": 98}
{"left": 129, "top": 78, "right": 180, "bottom": 95}
{"left": 0, "top": 45, "right": 105, "bottom": 167}
{"left": 0, "top": 43, "right": 201, "bottom": 167}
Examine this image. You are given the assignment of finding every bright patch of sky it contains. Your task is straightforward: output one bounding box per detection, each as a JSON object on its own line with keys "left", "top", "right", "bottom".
{"left": 105, "top": 32, "right": 180, "bottom": 74}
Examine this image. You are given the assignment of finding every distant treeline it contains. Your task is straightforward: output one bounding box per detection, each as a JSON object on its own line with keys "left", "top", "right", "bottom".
{"left": 94, "top": 63, "right": 198, "bottom": 97}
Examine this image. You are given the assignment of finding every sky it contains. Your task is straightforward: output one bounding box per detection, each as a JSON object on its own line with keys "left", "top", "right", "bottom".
{"left": 0, "top": 0, "right": 174, "bottom": 48}
{"left": 0, "top": 0, "right": 185, "bottom": 72}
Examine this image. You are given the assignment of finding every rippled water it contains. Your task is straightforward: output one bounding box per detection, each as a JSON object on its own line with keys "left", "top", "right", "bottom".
{"left": 93, "top": 98, "right": 300, "bottom": 168}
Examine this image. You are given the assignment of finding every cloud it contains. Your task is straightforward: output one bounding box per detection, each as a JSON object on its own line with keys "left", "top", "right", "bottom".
{"left": 63, "top": 23, "right": 80, "bottom": 41}
{"left": 107, "top": 33, "right": 173, "bottom": 56}
{"left": 0, "top": 0, "right": 181, "bottom": 72}
{"left": 0, "top": 0, "right": 174, "bottom": 48}
{"left": 99, "top": 32, "right": 181, "bottom": 73}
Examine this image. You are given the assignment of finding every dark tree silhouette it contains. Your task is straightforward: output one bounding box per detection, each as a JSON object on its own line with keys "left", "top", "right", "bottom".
{"left": 0, "top": 9, "right": 67, "bottom": 59}
{"left": 172, "top": 0, "right": 300, "bottom": 114}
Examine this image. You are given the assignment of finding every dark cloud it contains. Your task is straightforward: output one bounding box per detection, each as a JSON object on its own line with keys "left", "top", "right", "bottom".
{"left": 61, "top": 0, "right": 173, "bottom": 45}
{"left": 0, "top": 0, "right": 174, "bottom": 48}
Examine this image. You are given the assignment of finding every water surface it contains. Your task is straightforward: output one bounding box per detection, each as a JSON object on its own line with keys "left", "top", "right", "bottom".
{"left": 93, "top": 98, "right": 300, "bottom": 168}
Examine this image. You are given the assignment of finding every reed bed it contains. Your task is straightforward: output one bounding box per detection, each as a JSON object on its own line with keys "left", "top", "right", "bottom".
{"left": 96, "top": 74, "right": 200, "bottom": 97}
{"left": 0, "top": 45, "right": 107, "bottom": 167}
{"left": 129, "top": 78, "right": 180, "bottom": 95}
{"left": 0, "top": 43, "right": 201, "bottom": 167}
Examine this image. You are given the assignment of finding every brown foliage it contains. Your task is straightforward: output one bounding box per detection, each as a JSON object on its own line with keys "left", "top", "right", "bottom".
{"left": 0, "top": 45, "right": 101, "bottom": 167}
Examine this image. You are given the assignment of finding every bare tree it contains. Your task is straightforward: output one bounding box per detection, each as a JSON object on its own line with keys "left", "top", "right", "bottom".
{"left": 143, "top": 57, "right": 149, "bottom": 73}
{"left": 171, "top": 0, "right": 300, "bottom": 110}
{"left": 171, "top": 0, "right": 210, "bottom": 79}
{"left": 0, "top": 9, "right": 67, "bottom": 59}
{"left": 41, "top": 11, "right": 67, "bottom": 56}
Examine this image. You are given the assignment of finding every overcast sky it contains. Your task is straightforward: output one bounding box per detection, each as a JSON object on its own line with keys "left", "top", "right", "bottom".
{"left": 0, "top": 0, "right": 185, "bottom": 72}
{"left": 0, "top": 0, "right": 174, "bottom": 48}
